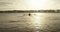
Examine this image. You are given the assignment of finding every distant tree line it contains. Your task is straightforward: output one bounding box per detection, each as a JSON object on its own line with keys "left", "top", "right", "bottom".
{"left": 0, "top": 10, "right": 60, "bottom": 13}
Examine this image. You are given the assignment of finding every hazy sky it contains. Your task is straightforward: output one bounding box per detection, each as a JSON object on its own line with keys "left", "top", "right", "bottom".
{"left": 0, "top": 0, "right": 60, "bottom": 10}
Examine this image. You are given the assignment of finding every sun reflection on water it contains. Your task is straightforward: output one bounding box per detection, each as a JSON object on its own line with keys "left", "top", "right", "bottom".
{"left": 30, "top": 13, "right": 45, "bottom": 32}
{"left": 34, "top": 13, "right": 42, "bottom": 25}
{"left": 31, "top": 13, "right": 42, "bottom": 32}
{"left": 33, "top": 13, "right": 43, "bottom": 32}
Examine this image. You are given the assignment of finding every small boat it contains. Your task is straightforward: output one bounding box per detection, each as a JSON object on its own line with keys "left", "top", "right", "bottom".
{"left": 28, "top": 13, "right": 36, "bottom": 16}
{"left": 28, "top": 13, "right": 31, "bottom": 16}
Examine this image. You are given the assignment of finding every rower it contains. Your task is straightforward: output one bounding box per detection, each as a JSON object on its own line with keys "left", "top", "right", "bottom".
{"left": 29, "top": 13, "right": 31, "bottom": 16}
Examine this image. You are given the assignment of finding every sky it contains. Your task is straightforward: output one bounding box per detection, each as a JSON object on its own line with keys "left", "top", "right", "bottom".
{"left": 0, "top": 0, "right": 60, "bottom": 10}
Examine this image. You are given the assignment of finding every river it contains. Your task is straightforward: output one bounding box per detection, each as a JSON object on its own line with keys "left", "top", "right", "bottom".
{"left": 0, "top": 13, "right": 60, "bottom": 32}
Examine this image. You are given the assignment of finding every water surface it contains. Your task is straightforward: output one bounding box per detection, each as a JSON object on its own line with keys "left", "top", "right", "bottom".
{"left": 0, "top": 13, "right": 60, "bottom": 32}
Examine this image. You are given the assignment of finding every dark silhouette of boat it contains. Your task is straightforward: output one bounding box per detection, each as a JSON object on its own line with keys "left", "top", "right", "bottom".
{"left": 29, "top": 13, "right": 31, "bottom": 16}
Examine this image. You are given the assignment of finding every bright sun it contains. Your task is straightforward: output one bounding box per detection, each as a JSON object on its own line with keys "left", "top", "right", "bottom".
{"left": 31, "top": 0, "right": 48, "bottom": 9}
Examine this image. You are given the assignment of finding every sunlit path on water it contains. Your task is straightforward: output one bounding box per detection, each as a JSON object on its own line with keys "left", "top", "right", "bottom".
{"left": 33, "top": 13, "right": 42, "bottom": 27}
{"left": 33, "top": 13, "right": 42, "bottom": 32}
{"left": 29, "top": 13, "right": 46, "bottom": 32}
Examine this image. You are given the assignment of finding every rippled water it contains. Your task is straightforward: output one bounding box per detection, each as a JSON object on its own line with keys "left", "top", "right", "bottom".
{"left": 0, "top": 13, "right": 60, "bottom": 32}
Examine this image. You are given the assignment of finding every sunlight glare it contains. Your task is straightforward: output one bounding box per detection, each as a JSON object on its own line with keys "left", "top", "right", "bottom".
{"left": 34, "top": 13, "right": 42, "bottom": 26}
{"left": 32, "top": 0, "right": 49, "bottom": 9}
